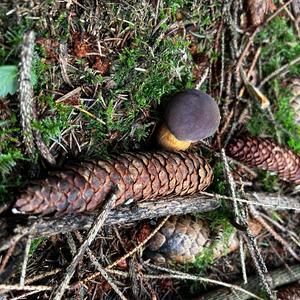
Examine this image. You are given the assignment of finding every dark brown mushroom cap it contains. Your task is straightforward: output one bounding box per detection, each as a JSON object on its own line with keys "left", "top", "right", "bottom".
{"left": 164, "top": 89, "right": 220, "bottom": 141}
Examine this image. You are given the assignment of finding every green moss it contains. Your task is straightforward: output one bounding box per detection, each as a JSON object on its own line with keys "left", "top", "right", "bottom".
{"left": 29, "top": 237, "right": 44, "bottom": 256}
{"left": 247, "top": 17, "right": 300, "bottom": 155}
{"left": 0, "top": 0, "right": 221, "bottom": 201}
{"left": 85, "top": 37, "right": 194, "bottom": 155}
{"left": 188, "top": 209, "right": 235, "bottom": 272}
{"left": 256, "top": 17, "right": 300, "bottom": 78}
{"left": 210, "top": 162, "right": 228, "bottom": 194}
{"left": 193, "top": 222, "right": 235, "bottom": 270}
{"left": 0, "top": 116, "right": 25, "bottom": 202}
{"left": 246, "top": 15, "right": 300, "bottom": 192}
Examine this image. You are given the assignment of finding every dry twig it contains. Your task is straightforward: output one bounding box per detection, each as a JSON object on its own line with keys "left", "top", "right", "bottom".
{"left": 87, "top": 249, "right": 128, "bottom": 300}
{"left": 143, "top": 262, "right": 262, "bottom": 300}
{"left": 52, "top": 193, "right": 116, "bottom": 300}
{"left": 2, "top": 193, "right": 299, "bottom": 251}
{"left": 199, "top": 264, "right": 300, "bottom": 300}
{"left": 19, "top": 233, "right": 32, "bottom": 287}
{"left": 107, "top": 215, "right": 169, "bottom": 270}
{"left": 250, "top": 206, "right": 300, "bottom": 261}
{"left": 221, "top": 149, "right": 274, "bottom": 299}
{"left": 0, "top": 284, "right": 52, "bottom": 292}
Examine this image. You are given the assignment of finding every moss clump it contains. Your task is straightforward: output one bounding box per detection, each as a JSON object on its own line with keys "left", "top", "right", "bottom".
{"left": 247, "top": 17, "right": 300, "bottom": 155}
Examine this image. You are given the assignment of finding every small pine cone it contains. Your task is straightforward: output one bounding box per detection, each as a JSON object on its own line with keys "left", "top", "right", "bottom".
{"left": 14, "top": 151, "right": 213, "bottom": 215}
{"left": 145, "top": 216, "right": 210, "bottom": 264}
{"left": 145, "top": 216, "right": 262, "bottom": 264}
{"left": 277, "top": 283, "right": 300, "bottom": 300}
{"left": 226, "top": 136, "right": 300, "bottom": 184}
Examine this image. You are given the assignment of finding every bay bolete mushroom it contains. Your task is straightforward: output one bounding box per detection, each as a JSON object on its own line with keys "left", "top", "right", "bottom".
{"left": 157, "top": 89, "right": 220, "bottom": 151}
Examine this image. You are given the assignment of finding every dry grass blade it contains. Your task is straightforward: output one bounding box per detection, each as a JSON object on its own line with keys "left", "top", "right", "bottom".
{"left": 87, "top": 249, "right": 128, "bottom": 300}
{"left": 11, "top": 290, "right": 47, "bottom": 300}
{"left": 250, "top": 206, "right": 300, "bottom": 261}
{"left": 107, "top": 215, "right": 169, "bottom": 269}
{"left": 25, "top": 269, "right": 62, "bottom": 285}
{"left": 143, "top": 262, "right": 263, "bottom": 300}
{"left": 19, "top": 233, "right": 32, "bottom": 287}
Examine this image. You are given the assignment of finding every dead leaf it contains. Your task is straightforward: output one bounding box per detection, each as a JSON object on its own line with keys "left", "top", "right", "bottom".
{"left": 72, "top": 32, "right": 90, "bottom": 58}
{"left": 92, "top": 57, "right": 110, "bottom": 75}
{"left": 245, "top": 81, "right": 270, "bottom": 109}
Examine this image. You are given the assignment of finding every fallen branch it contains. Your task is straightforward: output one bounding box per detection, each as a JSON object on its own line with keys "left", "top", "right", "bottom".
{"left": 1, "top": 192, "right": 299, "bottom": 247}
{"left": 2, "top": 194, "right": 219, "bottom": 244}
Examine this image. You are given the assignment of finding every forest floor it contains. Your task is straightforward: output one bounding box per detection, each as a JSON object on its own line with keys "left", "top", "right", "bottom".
{"left": 0, "top": 0, "right": 300, "bottom": 299}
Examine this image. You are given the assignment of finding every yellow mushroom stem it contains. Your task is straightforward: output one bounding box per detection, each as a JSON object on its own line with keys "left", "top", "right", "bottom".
{"left": 156, "top": 123, "right": 192, "bottom": 151}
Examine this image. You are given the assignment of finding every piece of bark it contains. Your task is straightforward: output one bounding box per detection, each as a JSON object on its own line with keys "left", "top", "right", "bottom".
{"left": 1, "top": 192, "right": 299, "bottom": 250}
{"left": 1, "top": 194, "right": 219, "bottom": 250}
{"left": 277, "top": 282, "right": 300, "bottom": 300}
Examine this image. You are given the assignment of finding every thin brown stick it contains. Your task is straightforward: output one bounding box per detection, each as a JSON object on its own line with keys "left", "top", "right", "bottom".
{"left": 0, "top": 242, "right": 16, "bottom": 273}
{"left": 25, "top": 269, "right": 62, "bottom": 285}
{"left": 239, "top": 47, "right": 262, "bottom": 97}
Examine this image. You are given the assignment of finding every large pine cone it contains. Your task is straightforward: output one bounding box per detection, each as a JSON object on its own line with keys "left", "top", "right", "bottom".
{"left": 277, "top": 282, "right": 300, "bottom": 300}
{"left": 145, "top": 215, "right": 262, "bottom": 264}
{"left": 226, "top": 136, "right": 300, "bottom": 184}
{"left": 14, "top": 151, "right": 213, "bottom": 215}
